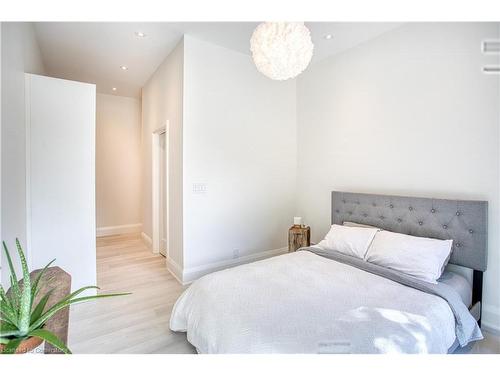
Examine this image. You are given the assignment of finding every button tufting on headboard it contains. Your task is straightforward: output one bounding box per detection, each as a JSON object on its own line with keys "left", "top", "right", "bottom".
{"left": 331, "top": 191, "right": 488, "bottom": 271}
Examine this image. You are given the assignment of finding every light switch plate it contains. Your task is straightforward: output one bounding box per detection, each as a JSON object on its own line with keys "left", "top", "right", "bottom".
{"left": 193, "top": 183, "right": 207, "bottom": 194}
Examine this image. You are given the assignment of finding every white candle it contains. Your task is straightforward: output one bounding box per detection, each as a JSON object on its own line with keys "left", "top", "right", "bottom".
{"left": 293, "top": 216, "right": 302, "bottom": 226}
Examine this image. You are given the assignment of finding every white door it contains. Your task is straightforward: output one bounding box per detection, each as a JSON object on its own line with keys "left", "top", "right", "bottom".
{"left": 26, "top": 74, "right": 96, "bottom": 293}
{"left": 159, "top": 132, "right": 167, "bottom": 257}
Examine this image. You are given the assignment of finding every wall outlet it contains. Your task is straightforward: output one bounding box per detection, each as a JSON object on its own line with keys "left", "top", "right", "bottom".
{"left": 233, "top": 249, "right": 240, "bottom": 259}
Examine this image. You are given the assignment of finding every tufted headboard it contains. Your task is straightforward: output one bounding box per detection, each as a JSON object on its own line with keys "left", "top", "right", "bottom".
{"left": 331, "top": 191, "right": 488, "bottom": 271}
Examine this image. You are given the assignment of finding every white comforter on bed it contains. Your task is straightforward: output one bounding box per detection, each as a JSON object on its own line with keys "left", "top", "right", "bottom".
{"left": 170, "top": 251, "right": 457, "bottom": 353}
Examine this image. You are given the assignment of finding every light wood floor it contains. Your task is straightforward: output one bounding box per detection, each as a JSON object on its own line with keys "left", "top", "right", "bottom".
{"left": 68, "top": 233, "right": 196, "bottom": 353}
{"left": 68, "top": 233, "right": 499, "bottom": 354}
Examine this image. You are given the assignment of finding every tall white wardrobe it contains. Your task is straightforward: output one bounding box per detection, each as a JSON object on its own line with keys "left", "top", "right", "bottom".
{"left": 25, "top": 74, "right": 96, "bottom": 293}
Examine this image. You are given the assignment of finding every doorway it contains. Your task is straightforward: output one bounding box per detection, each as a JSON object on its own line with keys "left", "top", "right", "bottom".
{"left": 158, "top": 132, "right": 167, "bottom": 256}
{"left": 152, "top": 122, "right": 169, "bottom": 258}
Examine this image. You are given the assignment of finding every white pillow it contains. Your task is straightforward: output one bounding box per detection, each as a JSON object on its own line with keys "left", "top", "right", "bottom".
{"left": 316, "top": 224, "right": 379, "bottom": 259}
{"left": 365, "top": 231, "right": 453, "bottom": 284}
{"left": 343, "top": 221, "right": 380, "bottom": 229}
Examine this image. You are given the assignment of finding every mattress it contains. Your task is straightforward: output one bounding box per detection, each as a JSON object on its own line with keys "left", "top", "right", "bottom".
{"left": 171, "top": 251, "right": 462, "bottom": 353}
{"left": 438, "top": 271, "right": 473, "bottom": 308}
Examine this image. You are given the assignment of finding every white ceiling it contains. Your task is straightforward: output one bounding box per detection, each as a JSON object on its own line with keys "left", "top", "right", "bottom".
{"left": 35, "top": 22, "right": 402, "bottom": 98}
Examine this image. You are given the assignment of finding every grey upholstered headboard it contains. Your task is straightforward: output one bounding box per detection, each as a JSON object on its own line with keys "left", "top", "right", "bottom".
{"left": 331, "top": 191, "right": 488, "bottom": 271}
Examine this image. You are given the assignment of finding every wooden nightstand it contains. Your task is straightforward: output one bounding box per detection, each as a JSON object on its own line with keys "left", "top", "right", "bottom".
{"left": 288, "top": 225, "right": 311, "bottom": 252}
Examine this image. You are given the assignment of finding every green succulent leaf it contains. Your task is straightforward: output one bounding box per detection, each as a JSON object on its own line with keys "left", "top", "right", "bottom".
{"left": 9, "top": 276, "right": 21, "bottom": 313}
{"left": 2, "top": 242, "right": 18, "bottom": 288}
{"left": 0, "top": 319, "right": 15, "bottom": 329}
{"left": 0, "top": 302, "right": 17, "bottom": 326}
{"left": 0, "top": 294, "right": 15, "bottom": 314}
{"left": 30, "top": 285, "right": 99, "bottom": 330}
{"left": 68, "top": 292, "right": 131, "bottom": 305}
{"left": 30, "top": 290, "right": 53, "bottom": 325}
{"left": 30, "top": 329, "right": 71, "bottom": 354}
{"left": 0, "top": 330, "right": 20, "bottom": 338}
{"left": 3, "top": 242, "right": 21, "bottom": 312}
{"left": 0, "top": 337, "right": 23, "bottom": 354}
{"left": 30, "top": 289, "right": 130, "bottom": 331}
{"left": 0, "top": 337, "right": 9, "bottom": 345}
{"left": 0, "top": 285, "right": 9, "bottom": 305}
{"left": 30, "top": 259, "right": 56, "bottom": 307}
{"left": 15, "top": 239, "right": 31, "bottom": 336}
{"left": 0, "top": 321, "right": 19, "bottom": 337}
{"left": 29, "top": 285, "right": 100, "bottom": 330}
{"left": 1, "top": 292, "right": 17, "bottom": 322}
{"left": 0, "top": 287, "right": 18, "bottom": 322}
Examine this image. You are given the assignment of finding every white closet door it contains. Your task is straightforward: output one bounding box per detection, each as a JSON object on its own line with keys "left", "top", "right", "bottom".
{"left": 26, "top": 74, "right": 96, "bottom": 293}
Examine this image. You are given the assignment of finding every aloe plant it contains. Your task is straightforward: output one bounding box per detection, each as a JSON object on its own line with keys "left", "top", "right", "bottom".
{"left": 0, "top": 239, "right": 130, "bottom": 354}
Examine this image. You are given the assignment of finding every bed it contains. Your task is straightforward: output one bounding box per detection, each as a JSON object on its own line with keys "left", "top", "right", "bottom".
{"left": 170, "top": 191, "right": 488, "bottom": 354}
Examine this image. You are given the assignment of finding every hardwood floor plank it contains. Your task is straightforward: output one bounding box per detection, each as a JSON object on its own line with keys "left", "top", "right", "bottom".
{"left": 68, "top": 234, "right": 195, "bottom": 354}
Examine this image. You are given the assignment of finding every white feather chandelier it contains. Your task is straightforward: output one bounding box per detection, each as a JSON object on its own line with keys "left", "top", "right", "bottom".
{"left": 250, "top": 22, "right": 314, "bottom": 81}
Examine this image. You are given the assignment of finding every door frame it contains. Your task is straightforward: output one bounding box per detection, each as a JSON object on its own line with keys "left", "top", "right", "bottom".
{"left": 151, "top": 121, "right": 169, "bottom": 256}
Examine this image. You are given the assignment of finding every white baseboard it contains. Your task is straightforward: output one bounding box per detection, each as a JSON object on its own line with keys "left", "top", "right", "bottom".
{"left": 482, "top": 304, "right": 500, "bottom": 335}
{"left": 181, "top": 247, "right": 288, "bottom": 284}
{"left": 166, "top": 256, "right": 184, "bottom": 284}
{"left": 96, "top": 223, "right": 142, "bottom": 237}
{"left": 141, "top": 232, "right": 152, "bottom": 248}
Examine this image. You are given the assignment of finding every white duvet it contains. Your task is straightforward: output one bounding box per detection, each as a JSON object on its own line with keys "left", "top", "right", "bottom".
{"left": 170, "top": 251, "right": 456, "bottom": 353}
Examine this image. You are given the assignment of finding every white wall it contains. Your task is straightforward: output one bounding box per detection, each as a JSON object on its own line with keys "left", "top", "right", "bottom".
{"left": 296, "top": 23, "right": 500, "bottom": 331}
{"left": 142, "top": 39, "right": 184, "bottom": 271}
{"left": 27, "top": 74, "right": 96, "bottom": 293}
{"left": 182, "top": 36, "right": 297, "bottom": 278}
{"left": 1, "top": 22, "right": 45, "bottom": 286}
{"left": 96, "top": 93, "right": 142, "bottom": 235}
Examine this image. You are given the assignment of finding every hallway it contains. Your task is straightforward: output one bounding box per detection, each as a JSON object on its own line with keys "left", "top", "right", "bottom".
{"left": 67, "top": 234, "right": 196, "bottom": 353}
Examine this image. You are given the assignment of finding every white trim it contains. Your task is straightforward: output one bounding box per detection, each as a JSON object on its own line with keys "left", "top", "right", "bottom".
{"left": 181, "top": 247, "right": 288, "bottom": 285}
{"left": 96, "top": 223, "right": 142, "bottom": 237}
{"left": 151, "top": 129, "right": 161, "bottom": 253}
{"left": 151, "top": 122, "right": 170, "bottom": 256}
{"left": 482, "top": 304, "right": 500, "bottom": 335}
{"left": 24, "top": 74, "right": 32, "bottom": 270}
{"left": 141, "top": 232, "right": 152, "bottom": 248}
{"left": 166, "top": 256, "right": 184, "bottom": 285}
{"left": 164, "top": 122, "right": 170, "bottom": 257}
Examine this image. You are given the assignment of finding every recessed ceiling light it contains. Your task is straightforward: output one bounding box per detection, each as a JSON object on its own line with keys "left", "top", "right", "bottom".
{"left": 112, "top": 87, "right": 117, "bottom": 91}
{"left": 120, "top": 65, "right": 128, "bottom": 71}
{"left": 324, "top": 34, "right": 333, "bottom": 40}
{"left": 135, "top": 31, "right": 147, "bottom": 38}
